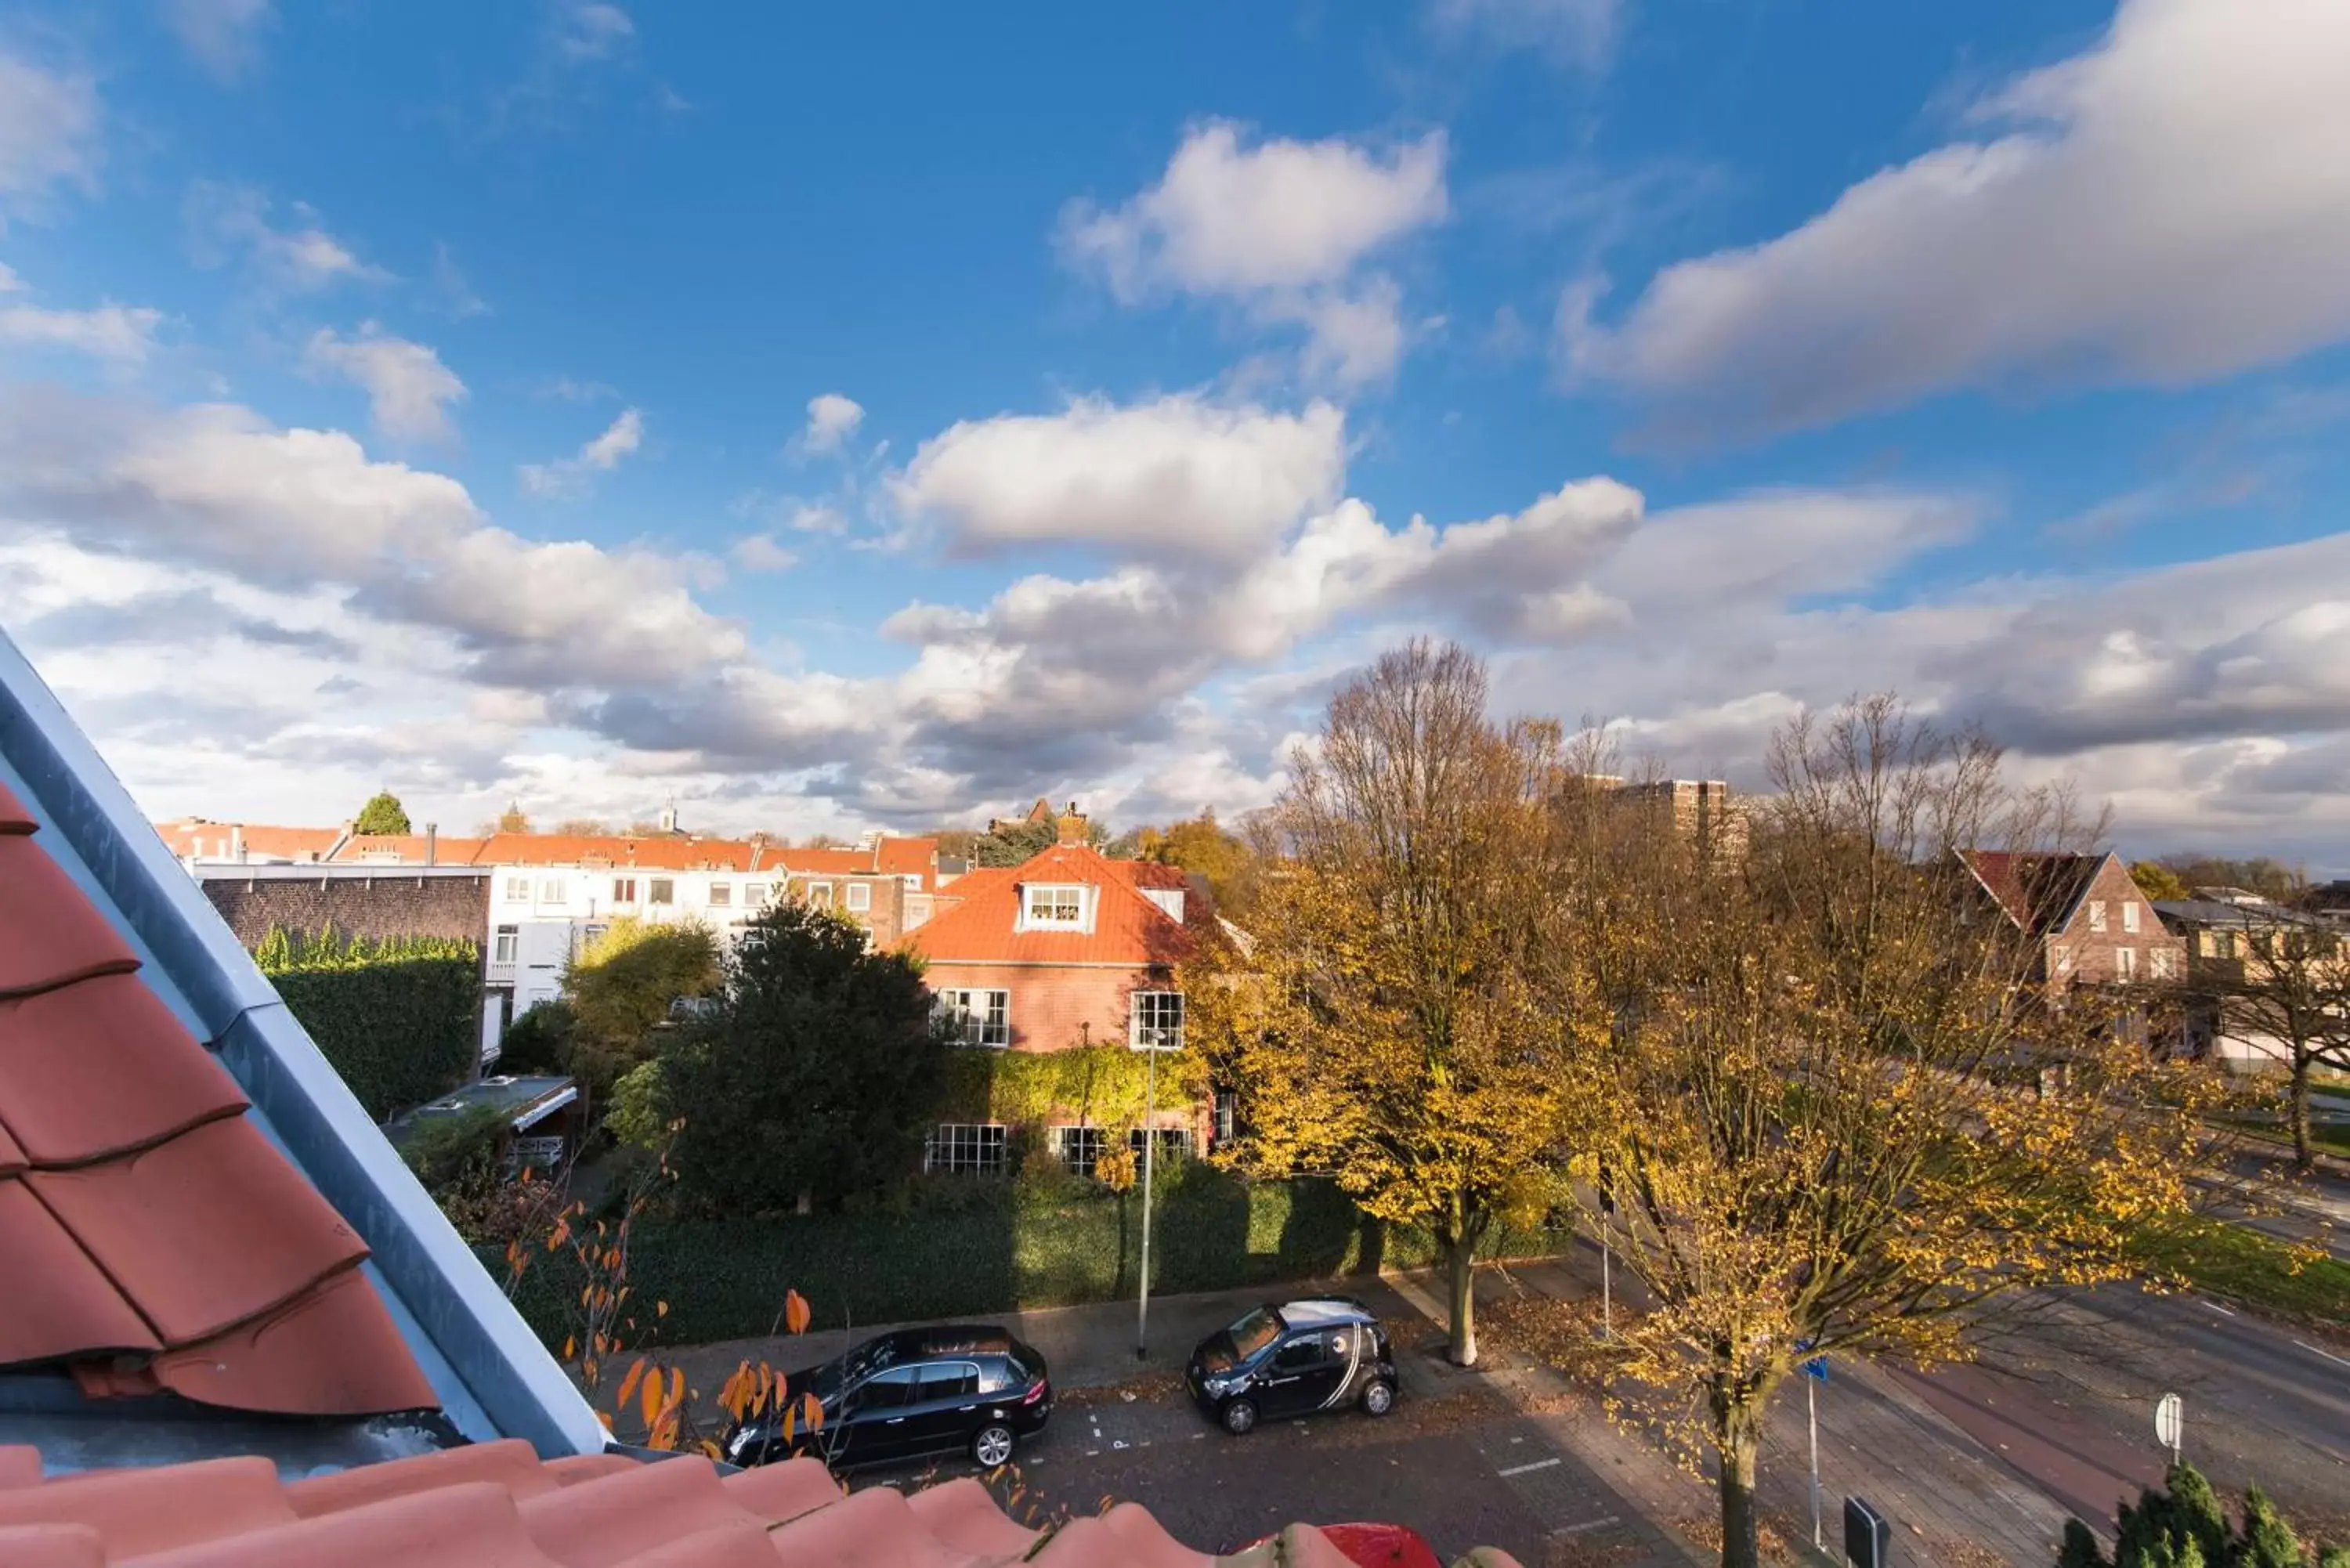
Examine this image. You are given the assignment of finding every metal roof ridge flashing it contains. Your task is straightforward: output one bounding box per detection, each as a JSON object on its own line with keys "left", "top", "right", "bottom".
{"left": 0, "top": 624, "right": 604, "bottom": 1462}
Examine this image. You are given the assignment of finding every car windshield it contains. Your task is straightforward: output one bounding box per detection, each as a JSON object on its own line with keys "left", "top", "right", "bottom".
{"left": 1202, "top": 1306, "right": 1285, "bottom": 1371}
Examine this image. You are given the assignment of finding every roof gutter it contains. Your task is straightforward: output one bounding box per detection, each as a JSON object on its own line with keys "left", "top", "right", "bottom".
{"left": 0, "top": 626, "right": 605, "bottom": 1461}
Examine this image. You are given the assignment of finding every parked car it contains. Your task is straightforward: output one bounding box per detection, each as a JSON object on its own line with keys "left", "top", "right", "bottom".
{"left": 1185, "top": 1298, "right": 1398, "bottom": 1435}
{"left": 725, "top": 1325, "right": 1052, "bottom": 1470}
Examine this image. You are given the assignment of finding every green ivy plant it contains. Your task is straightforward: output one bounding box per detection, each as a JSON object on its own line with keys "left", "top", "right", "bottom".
{"left": 935, "top": 1044, "right": 1209, "bottom": 1133}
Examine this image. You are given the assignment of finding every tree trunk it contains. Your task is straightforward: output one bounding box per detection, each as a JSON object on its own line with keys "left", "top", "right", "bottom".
{"left": 1713, "top": 1396, "right": 1763, "bottom": 1568}
{"left": 2289, "top": 1056, "right": 2313, "bottom": 1172}
{"left": 1445, "top": 1235, "right": 1477, "bottom": 1367}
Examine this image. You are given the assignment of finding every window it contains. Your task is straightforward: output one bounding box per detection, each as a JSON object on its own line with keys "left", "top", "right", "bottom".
{"left": 540, "top": 877, "right": 566, "bottom": 904}
{"left": 612, "top": 876, "right": 637, "bottom": 904}
{"left": 935, "top": 988, "right": 1010, "bottom": 1048}
{"left": 2088, "top": 900, "right": 2109, "bottom": 933}
{"left": 746, "top": 882, "right": 769, "bottom": 906}
{"left": 493, "top": 926, "right": 518, "bottom": 963}
{"left": 1213, "top": 1089, "right": 1238, "bottom": 1147}
{"left": 916, "top": 1364, "right": 981, "bottom": 1403}
{"left": 649, "top": 878, "right": 674, "bottom": 905}
{"left": 1128, "top": 1127, "right": 1193, "bottom": 1163}
{"left": 504, "top": 876, "right": 531, "bottom": 902}
{"left": 902, "top": 874, "right": 925, "bottom": 891}
{"left": 2115, "top": 946, "right": 2138, "bottom": 981}
{"left": 1273, "top": 1338, "right": 1323, "bottom": 1372}
{"left": 1022, "top": 884, "right": 1086, "bottom": 928}
{"left": 707, "top": 881, "right": 732, "bottom": 907}
{"left": 846, "top": 881, "right": 872, "bottom": 912}
{"left": 1050, "top": 1125, "right": 1107, "bottom": 1177}
{"left": 2052, "top": 945, "right": 2074, "bottom": 975}
{"left": 924, "top": 1123, "right": 1007, "bottom": 1175}
{"left": 2123, "top": 901, "right": 2141, "bottom": 934}
{"left": 808, "top": 882, "right": 834, "bottom": 909}
{"left": 851, "top": 1366, "right": 916, "bottom": 1412}
{"left": 2151, "top": 947, "right": 2175, "bottom": 981}
{"left": 1130, "top": 991, "right": 1185, "bottom": 1050}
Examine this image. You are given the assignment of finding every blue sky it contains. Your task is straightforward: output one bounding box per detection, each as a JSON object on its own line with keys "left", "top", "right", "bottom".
{"left": 3, "top": 0, "right": 2349, "bottom": 865}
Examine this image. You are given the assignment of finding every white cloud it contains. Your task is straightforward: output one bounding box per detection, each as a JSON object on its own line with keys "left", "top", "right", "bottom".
{"left": 556, "top": 2, "right": 635, "bottom": 62}
{"left": 1429, "top": 0, "right": 1619, "bottom": 69}
{"left": 796, "top": 392, "right": 865, "bottom": 457}
{"left": 1568, "top": 0, "right": 2350, "bottom": 439}
{"left": 893, "top": 394, "right": 1348, "bottom": 560}
{"left": 0, "top": 302, "right": 163, "bottom": 363}
{"left": 0, "top": 263, "right": 20, "bottom": 291}
{"left": 162, "top": 0, "right": 277, "bottom": 83}
{"left": 0, "top": 51, "right": 102, "bottom": 217}
{"left": 1061, "top": 122, "right": 1448, "bottom": 388}
{"left": 431, "top": 242, "right": 489, "bottom": 319}
{"left": 303, "top": 324, "right": 467, "bottom": 443}
{"left": 186, "top": 182, "right": 389, "bottom": 291}
{"left": 730, "top": 533, "right": 797, "bottom": 573}
{"left": 519, "top": 407, "right": 644, "bottom": 497}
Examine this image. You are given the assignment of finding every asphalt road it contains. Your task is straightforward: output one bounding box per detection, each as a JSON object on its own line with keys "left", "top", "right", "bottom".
{"left": 832, "top": 1375, "right": 1689, "bottom": 1566}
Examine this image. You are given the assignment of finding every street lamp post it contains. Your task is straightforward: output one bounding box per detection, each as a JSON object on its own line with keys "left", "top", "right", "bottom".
{"left": 1136, "top": 1039, "right": 1159, "bottom": 1360}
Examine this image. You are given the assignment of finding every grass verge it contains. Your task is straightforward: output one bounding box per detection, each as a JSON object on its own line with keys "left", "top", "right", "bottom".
{"left": 2124, "top": 1212, "right": 2350, "bottom": 1323}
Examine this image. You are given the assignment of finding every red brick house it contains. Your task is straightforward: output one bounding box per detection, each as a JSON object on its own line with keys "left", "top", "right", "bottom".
{"left": 901, "top": 838, "right": 1215, "bottom": 1175}
{"left": 1959, "top": 849, "right": 2185, "bottom": 988}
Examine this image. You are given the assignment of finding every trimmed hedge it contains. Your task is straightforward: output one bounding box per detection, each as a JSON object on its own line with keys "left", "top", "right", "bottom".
{"left": 259, "top": 927, "right": 481, "bottom": 1120}
{"left": 500, "top": 1167, "right": 1572, "bottom": 1348}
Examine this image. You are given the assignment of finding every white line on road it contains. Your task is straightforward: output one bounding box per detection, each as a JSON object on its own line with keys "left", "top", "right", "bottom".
{"left": 2294, "top": 1340, "right": 2350, "bottom": 1368}
{"left": 1498, "top": 1457, "right": 1564, "bottom": 1478}
{"left": 2202, "top": 1299, "right": 2236, "bottom": 1316}
{"left": 1556, "top": 1517, "right": 1622, "bottom": 1536}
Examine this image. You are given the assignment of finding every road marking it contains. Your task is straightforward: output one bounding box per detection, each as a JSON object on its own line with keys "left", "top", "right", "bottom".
{"left": 2294, "top": 1340, "right": 2350, "bottom": 1368}
{"left": 1556, "top": 1517, "right": 1622, "bottom": 1536}
{"left": 1498, "top": 1457, "right": 1564, "bottom": 1478}
{"left": 2203, "top": 1299, "right": 2237, "bottom": 1317}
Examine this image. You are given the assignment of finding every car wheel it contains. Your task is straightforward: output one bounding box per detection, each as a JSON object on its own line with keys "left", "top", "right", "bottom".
{"left": 1361, "top": 1379, "right": 1396, "bottom": 1417}
{"left": 971, "top": 1423, "right": 1015, "bottom": 1469}
{"left": 1222, "top": 1398, "right": 1259, "bottom": 1436}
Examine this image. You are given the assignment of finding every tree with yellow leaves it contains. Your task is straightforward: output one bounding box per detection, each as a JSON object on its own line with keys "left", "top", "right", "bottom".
{"left": 1577, "top": 697, "right": 2225, "bottom": 1568}
{"left": 1188, "top": 640, "right": 1605, "bottom": 1366}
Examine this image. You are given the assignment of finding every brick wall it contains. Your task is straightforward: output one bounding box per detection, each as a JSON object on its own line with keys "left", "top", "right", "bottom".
{"left": 784, "top": 872, "right": 909, "bottom": 948}
{"left": 922, "top": 960, "right": 1168, "bottom": 1052}
{"left": 2047, "top": 856, "right": 2186, "bottom": 986}
{"left": 197, "top": 870, "right": 492, "bottom": 954}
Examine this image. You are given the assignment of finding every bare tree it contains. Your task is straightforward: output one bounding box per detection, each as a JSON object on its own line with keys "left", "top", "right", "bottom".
{"left": 2206, "top": 923, "right": 2350, "bottom": 1170}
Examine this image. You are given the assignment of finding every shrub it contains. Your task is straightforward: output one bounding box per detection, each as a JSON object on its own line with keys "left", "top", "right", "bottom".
{"left": 496, "top": 1000, "right": 575, "bottom": 1077}
{"left": 257, "top": 926, "right": 479, "bottom": 1120}
{"left": 2066, "top": 1464, "right": 2346, "bottom": 1568}
{"left": 562, "top": 918, "right": 720, "bottom": 1096}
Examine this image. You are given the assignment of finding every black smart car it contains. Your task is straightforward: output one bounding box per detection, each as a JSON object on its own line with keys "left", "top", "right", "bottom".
{"left": 724, "top": 1325, "right": 1052, "bottom": 1471}
{"left": 1185, "top": 1297, "right": 1399, "bottom": 1435}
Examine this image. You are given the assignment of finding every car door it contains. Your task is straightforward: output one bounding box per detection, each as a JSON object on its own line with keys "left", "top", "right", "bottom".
{"left": 905, "top": 1360, "right": 984, "bottom": 1457}
{"left": 1255, "top": 1333, "right": 1329, "bottom": 1418}
{"left": 837, "top": 1365, "right": 919, "bottom": 1464}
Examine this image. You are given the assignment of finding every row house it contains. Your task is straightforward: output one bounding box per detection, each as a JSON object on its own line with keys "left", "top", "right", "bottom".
{"left": 2153, "top": 891, "right": 2348, "bottom": 1070}
{"left": 1959, "top": 849, "right": 2186, "bottom": 987}
{"left": 902, "top": 828, "right": 1217, "bottom": 1180}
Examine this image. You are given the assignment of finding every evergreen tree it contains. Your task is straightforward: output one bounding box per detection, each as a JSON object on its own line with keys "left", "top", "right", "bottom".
{"left": 353, "top": 789, "right": 412, "bottom": 836}
{"left": 2239, "top": 1487, "right": 2304, "bottom": 1568}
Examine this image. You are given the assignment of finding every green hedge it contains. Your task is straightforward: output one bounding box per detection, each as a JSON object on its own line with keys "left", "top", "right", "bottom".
{"left": 258, "top": 928, "right": 481, "bottom": 1121}
{"left": 500, "top": 1168, "right": 1572, "bottom": 1348}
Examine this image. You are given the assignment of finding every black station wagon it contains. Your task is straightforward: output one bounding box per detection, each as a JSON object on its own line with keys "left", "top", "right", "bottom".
{"left": 1185, "top": 1297, "right": 1399, "bottom": 1435}
{"left": 725, "top": 1325, "right": 1052, "bottom": 1471}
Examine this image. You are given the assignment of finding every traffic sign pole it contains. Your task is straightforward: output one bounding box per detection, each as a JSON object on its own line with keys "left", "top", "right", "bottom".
{"left": 2155, "top": 1392, "right": 2182, "bottom": 1469}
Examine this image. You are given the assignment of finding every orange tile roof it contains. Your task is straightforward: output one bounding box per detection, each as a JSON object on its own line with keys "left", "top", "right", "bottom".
{"left": 475, "top": 833, "right": 763, "bottom": 872}
{"left": 154, "top": 821, "right": 345, "bottom": 862}
{"left": 875, "top": 836, "right": 940, "bottom": 881}
{"left": 777, "top": 847, "right": 877, "bottom": 876}
{"left": 0, "top": 780, "right": 437, "bottom": 1418}
{"left": 904, "top": 844, "right": 1199, "bottom": 967}
{"left": 332, "top": 833, "right": 494, "bottom": 865}
{"left": 0, "top": 1441, "right": 1454, "bottom": 1568}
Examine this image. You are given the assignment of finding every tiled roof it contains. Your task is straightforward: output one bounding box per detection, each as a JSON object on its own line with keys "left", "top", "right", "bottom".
{"left": 0, "top": 1442, "right": 1446, "bottom": 1568}
{"left": 1959, "top": 850, "right": 2109, "bottom": 938}
{"left": 334, "top": 833, "right": 493, "bottom": 865}
{"left": 155, "top": 821, "right": 345, "bottom": 862}
{"left": 905, "top": 844, "right": 1199, "bottom": 968}
{"left": 777, "top": 847, "right": 879, "bottom": 877}
{"left": 875, "top": 836, "right": 940, "bottom": 883}
{"left": 0, "top": 779, "right": 438, "bottom": 1417}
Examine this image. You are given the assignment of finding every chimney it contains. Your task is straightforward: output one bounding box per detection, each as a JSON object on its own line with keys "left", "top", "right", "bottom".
{"left": 1055, "top": 800, "right": 1089, "bottom": 844}
{"left": 230, "top": 825, "right": 246, "bottom": 863}
{"left": 425, "top": 822, "right": 439, "bottom": 865}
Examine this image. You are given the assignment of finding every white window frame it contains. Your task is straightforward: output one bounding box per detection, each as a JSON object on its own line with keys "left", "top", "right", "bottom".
{"left": 935, "top": 988, "right": 1009, "bottom": 1048}
{"left": 1128, "top": 1126, "right": 1194, "bottom": 1162}
{"left": 2088, "top": 900, "right": 2109, "bottom": 933}
{"left": 2116, "top": 945, "right": 2138, "bottom": 981}
{"left": 1212, "top": 1089, "right": 1238, "bottom": 1147}
{"left": 612, "top": 876, "right": 637, "bottom": 905}
{"left": 540, "top": 876, "right": 567, "bottom": 905}
{"left": 2150, "top": 947, "right": 2175, "bottom": 981}
{"left": 924, "top": 1123, "right": 1007, "bottom": 1176}
{"left": 846, "top": 881, "right": 873, "bottom": 912}
{"left": 2051, "top": 945, "right": 2074, "bottom": 976}
{"left": 707, "top": 880, "right": 732, "bottom": 908}
{"left": 746, "top": 882, "right": 769, "bottom": 907}
{"left": 1020, "top": 883, "right": 1086, "bottom": 930}
{"left": 1049, "top": 1125, "right": 1107, "bottom": 1178}
{"left": 493, "top": 926, "right": 519, "bottom": 964}
{"left": 504, "top": 876, "right": 531, "bottom": 903}
{"left": 648, "top": 877, "right": 675, "bottom": 905}
{"left": 808, "top": 881, "right": 834, "bottom": 909}
{"left": 1130, "top": 990, "right": 1185, "bottom": 1051}
{"left": 2122, "top": 901, "right": 2140, "bottom": 934}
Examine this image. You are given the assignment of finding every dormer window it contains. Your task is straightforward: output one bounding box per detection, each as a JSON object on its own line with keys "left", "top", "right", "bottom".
{"left": 1021, "top": 883, "right": 1088, "bottom": 930}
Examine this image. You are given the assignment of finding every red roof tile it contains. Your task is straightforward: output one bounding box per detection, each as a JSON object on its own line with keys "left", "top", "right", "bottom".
{"left": 0, "top": 807, "right": 437, "bottom": 1418}
{"left": 332, "top": 833, "right": 494, "bottom": 865}
{"left": 874, "top": 836, "right": 939, "bottom": 883}
{"left": 154, "top": 822, "right": 346, "bottom": 862}
{"left": 776, "top": 847, "right": 877, "bottom": 877}
{"left": 1959, "top": 850, "right": 2106, "bottom": 937}
{"left": 0, "top": 1443, "right": 1477, "bottom": 1568}
{"left": 905, "top": 844, "right": 1198, "bottom": 968}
